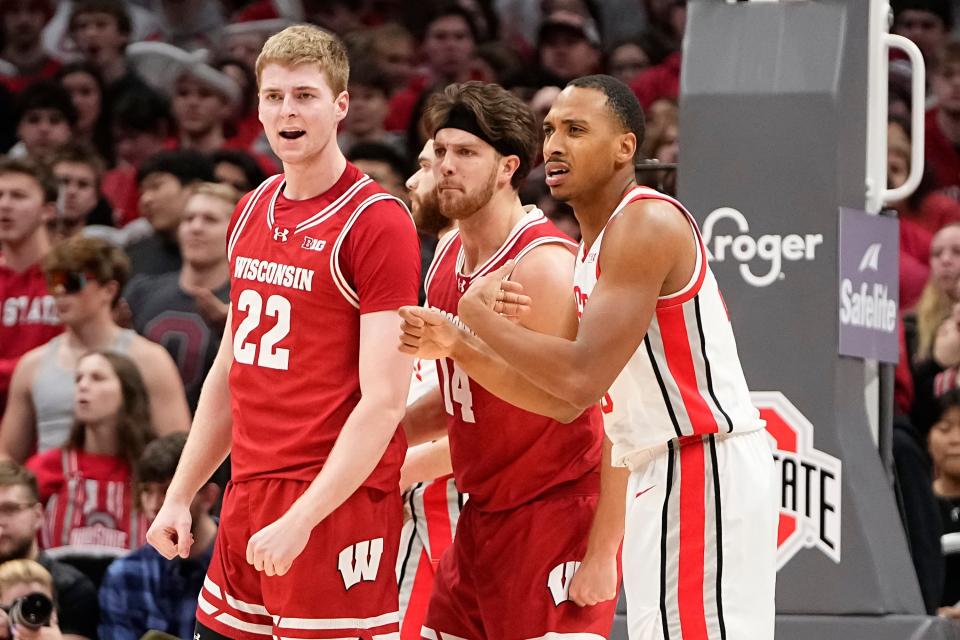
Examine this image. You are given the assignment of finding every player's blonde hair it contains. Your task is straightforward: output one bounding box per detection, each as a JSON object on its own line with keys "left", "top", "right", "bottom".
{"left": 256, "top": 25, "right": 349, "bottom": 95}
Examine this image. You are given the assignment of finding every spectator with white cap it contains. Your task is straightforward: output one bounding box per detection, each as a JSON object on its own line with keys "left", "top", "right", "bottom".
{"left": 126, "top": 41, "right": 242, "bottom": 158}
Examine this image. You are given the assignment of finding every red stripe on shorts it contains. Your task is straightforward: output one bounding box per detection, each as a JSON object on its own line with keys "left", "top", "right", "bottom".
{"left": 678, "top": 441, "right": 709, "bottom": 640}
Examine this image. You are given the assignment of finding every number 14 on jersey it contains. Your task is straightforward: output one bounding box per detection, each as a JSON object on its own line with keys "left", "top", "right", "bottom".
{"left": 438, "top": 358, "right": 475, "bottom": 423}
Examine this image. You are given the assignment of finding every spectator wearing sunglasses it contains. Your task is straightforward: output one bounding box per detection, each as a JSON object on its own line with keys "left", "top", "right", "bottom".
{"left": 0, "top": 158, "right": 62, "bottom": 420}
{"left": 0, "top": 235, "right": 189, "bottom": 464}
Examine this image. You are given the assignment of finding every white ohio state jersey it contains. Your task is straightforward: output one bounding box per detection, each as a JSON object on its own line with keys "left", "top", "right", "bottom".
{"left": 573, "top": 186, "right": 764, "bottom": 468}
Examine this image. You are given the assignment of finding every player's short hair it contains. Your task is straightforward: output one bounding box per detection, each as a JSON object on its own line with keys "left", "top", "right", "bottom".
{"left": 423, "top": 81, "right": 538, "bottom": 190}
{"left": 137, "top": 150, "right": 215, "bottom": 187}
{"left": 256, "top": 25, "right": 349, "bottom": 95}
{"left": 50, "top": 142, "right": 106, "bottom": 185}
{"left": 68, "top": 0, "right": 132, "bottom": 36}
{"left": 0, "top": 157, "right": 58, "bottom": 204}
{"left": 42, "top": 235, "right": 130, "bottom": 301}
{"left": 567, "top": 74, "right": 645, "bottom": 148}
{"left": 186, "top": 181, "right": 243, "bottom": 209}
{"left": 136, "top": 432, "right": 187, "bottom": 485}
{"left": 0, "top": 462, "right": 39, "bottom": 504}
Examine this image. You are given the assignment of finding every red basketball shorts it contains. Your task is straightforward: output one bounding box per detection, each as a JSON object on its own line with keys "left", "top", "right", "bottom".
{"left": 197, "top": 478, "right": 402, "bottom": 639}
{"left": 422, "top": 486, "right": 618, "bottom": 639}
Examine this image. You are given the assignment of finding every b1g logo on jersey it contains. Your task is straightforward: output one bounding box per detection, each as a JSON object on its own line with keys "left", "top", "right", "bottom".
{"left": 546, "top": 561, "right": 581, "bottom": 606}
{"left": 337, "top": 538, "right": 384, "bottom": 590}
{"left": 301, "top": 236, "right": 326, "bottom": 252}
{"left": 754, "top": 391, "right": 842, "bottom": 570}
{"left": 702, "top": 207, "right": 823, "bottom": 287}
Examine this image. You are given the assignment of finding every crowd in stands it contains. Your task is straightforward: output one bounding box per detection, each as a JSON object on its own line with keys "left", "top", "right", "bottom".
{"left": 4, "top": 0, "right": 960, "bottom": 635}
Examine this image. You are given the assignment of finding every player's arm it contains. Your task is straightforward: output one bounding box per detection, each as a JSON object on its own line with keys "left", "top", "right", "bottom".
{"left": 400, "top": 245, "right": 585, "bottom": 422}
{"left": 131, "top": 339, "right": 191, "bottom": 435}
{"left": 147, "top": 308, "right": 235, "bottom": 560}
{"left": 246, "top": 310, "right": 413, "bottom": 576}
{"left": 401, "top": 385, "right": 449, "bottom": 445}
{"left": 569, "top": 435, "right": 628, "bottom": 606}
{"left": 458, "top": 200, "right": 693, "bottom": 410}
{"left": 400, "top": 437, "right": 452, "bottom": 491}
{"left": 0, "top": 349, "right": 40, "bottom": 463}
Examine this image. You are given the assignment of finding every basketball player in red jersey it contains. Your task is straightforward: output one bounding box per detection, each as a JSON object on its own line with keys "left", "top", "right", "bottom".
{"left": 398, "top": 82, "right": 618, "bottom": 639}
{"left": 147, "top": 25, "right": 420, "bottom": 640}
{"left": 440, "top": 75, "right": 778, "bottom": 639}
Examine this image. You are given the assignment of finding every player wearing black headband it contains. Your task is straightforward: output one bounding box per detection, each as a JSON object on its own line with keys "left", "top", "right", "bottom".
{"left": 398, "top": 82, "right": 618, "bottom": 638}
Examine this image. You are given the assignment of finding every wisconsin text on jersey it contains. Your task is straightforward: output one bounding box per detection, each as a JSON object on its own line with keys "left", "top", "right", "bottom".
{"left": 233, "top": 255, "right": 315, "bottom": 292}
{"left": 428, "top": 306, "right": 472, "bottom": 334}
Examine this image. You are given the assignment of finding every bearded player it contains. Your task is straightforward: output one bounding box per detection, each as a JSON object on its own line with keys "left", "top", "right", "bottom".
{"left": 399, "top": 81, "right": 618, "bottom": 639}
{"left": 147, "top": 26, "right": 420, "bottom": 639}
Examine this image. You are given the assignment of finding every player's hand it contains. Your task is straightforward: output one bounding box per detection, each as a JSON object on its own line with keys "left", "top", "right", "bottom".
{"left": 568, "top": 553, "right": 619, "bottom": 607}
{"left": 399, "top": 306, "right": 460, "bottom": 359}
{"left": 146, "top": 498, "right": 194, "bottom": 560}
{"left": 246, "top": 513, "right": 311, "bottom": 577}
{"left": 458, "top": 261, "right": 531, "bottom": 322}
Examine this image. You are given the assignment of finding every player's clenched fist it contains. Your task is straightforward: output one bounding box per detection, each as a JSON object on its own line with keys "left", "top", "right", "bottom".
{"left": 568, "top": 553, "right": 619, "bottom": 607}
{"left": 246, "top": 515, "right": 311, "bottom": 577}
{"left": 398, "top": 306, "right": 459, "bottom": 359}
{"left": 147, "top": 500, "right": 194, "bottom": 560}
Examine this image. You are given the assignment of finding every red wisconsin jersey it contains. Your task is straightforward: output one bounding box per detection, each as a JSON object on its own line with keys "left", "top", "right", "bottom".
{"left": 226, "top": 163, "right": 420, "bottom": 490}
{"left": 424, "top": 208, "right": 603, "bottom": 511}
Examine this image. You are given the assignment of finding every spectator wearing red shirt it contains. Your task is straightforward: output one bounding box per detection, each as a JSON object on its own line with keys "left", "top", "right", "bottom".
{"left": 27, "top": 350, "right": 153, "bottom": 558}
{"left": 925, "top": 40, "right": 960, "bottom": 198}
{"left": 0, "top": 0, "right": 60, "bottom": 95}
{"left": 0, "top": 158, "right": 60, "bottom": 418}
{"left": 385, "top": 4, "right": 479, "bottom": 132}
{"left": 890, "top": 118, "right": 960, "bottom": 311}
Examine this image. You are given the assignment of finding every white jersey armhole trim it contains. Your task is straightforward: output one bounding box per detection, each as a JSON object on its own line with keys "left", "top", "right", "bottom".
{"left": 603, "top": 186, "right": 706, "bottom": 303}
{"left": 424, "top": 228, "right": 461, "bottom": 304}
{"left": 330, "top": 193, "right": 414, "bottom": 309}
{"left": 227, "top": 174, "right": 282, "bottom": 261}
{"left": 510, "top": 236, "right": 578, "bottom": 276}
{"left": 292, "top": 175, "right": 374, "bottom": 235}
{"left": 456, "top": 208, "right": 547, "bottom": 278}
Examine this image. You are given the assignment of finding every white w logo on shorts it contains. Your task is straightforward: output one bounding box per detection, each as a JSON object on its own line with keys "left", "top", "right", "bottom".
{"left": 547, "top": 561, "right": 581, "bottom": 605}
{"left": 338, "top": 538, "right": 384, "bottom": 590}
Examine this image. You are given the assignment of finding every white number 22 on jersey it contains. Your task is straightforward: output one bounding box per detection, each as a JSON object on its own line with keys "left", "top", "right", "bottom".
{"left": 438, "top": 358, "right": 475, "bottom": 423}
{"left": 233, "top": 289, "right": 291, "bottom": 370}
